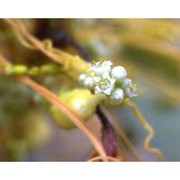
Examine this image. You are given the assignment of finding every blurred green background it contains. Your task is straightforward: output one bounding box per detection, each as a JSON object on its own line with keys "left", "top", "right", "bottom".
{"left": 0, "top": 19, "right": 179, "bottom": 161}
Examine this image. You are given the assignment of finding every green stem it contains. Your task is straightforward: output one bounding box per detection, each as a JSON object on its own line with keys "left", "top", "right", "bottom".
{"left": 5, "top": 64, "right": 62, "bottom": 76}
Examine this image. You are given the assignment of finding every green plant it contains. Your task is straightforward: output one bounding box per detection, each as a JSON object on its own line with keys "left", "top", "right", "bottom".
{"left": 0, "top": 19, "right": 167, "bottom": 161}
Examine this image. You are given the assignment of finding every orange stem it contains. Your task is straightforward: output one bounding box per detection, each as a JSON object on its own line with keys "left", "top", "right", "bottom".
{"left": 0, "top": 55, "right": 108, "bottom": 161}
{"left": 4, "top": 19, "right": 63, "bottom": 65}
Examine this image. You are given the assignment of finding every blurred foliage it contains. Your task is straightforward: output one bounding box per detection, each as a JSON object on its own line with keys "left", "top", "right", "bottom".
{"left": 0, "top": 19, "right": 180, "bottom": 161}
{"left": 0, "top": 75, "right": 51, "bottom": 160}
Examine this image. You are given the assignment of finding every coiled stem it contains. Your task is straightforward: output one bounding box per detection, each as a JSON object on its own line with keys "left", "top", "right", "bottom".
{"left": 127, "top": 101, "right": 164, "bottom": 161}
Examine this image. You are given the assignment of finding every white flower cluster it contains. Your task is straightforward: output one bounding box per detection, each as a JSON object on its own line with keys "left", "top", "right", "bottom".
{"left": 79, "top": 60, "right": 137, "bottom": 104}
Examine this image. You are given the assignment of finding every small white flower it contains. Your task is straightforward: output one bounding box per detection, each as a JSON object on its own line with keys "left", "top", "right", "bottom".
{"left": 125, "top": 88, "right": 133, "bottom": 97}
{"left": 102, "top": 71, "right": 111, "bottom": 79}
{"left": 95, "top": 78, "right": 115, "bottom": 95}
{"left": 93, "top": 76, "right": 101, "bottom": 83}
{"left": 89, "top": 60, "right": 112, "bottom": 76}
{"left": 124, "top": 81, "right": 137, "bottom": 97}
{"left": 101, "top": 60, "right": 112, "bottom": 72}
{"left": 78, "top": 74, "right": 87, "bottom": 83}
{"left": 78, "top": 59, "right": 137, "bottom": 105}
{"left": 84, "top": 77, "right": 95, "bottom": 88}
{"left": 121, "top": 78, "right": 131, "bottom": 88}
{"left": 109, "top": 88, "right": 124, "bottom": 104}
{"left": 111, "top": 66, "right": 127, "bottom": 82}
{"left": 95, "top": 85, "right": 103, "bottom": 94}
{"left": 89, "top": 61, "right": 102, "bottom": 75}
{"left": 91, "top": 66, "right": 104, "bottom": 76}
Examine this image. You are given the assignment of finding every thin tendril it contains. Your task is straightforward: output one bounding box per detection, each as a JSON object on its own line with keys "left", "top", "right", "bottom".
{"left": 127, "top": 101, "right": 164, "bottom": 161}
{"left": 13, "top": 30, "right": 37, "bottom": 49}
{"left": 4, "top": 19, "right": 64, "bottom": 64}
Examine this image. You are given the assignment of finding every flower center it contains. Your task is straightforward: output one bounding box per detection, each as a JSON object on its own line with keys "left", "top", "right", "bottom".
{"left": 99, "top": 78, "right": 111, "bottom": 90}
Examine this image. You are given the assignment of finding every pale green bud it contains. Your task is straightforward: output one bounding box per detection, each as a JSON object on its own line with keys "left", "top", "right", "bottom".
{"left": 50, "top": 89, "right": 105, "bottom": 130}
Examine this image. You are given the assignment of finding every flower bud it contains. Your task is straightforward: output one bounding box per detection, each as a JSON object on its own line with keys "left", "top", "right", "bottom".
{"left": 50, "top": 88, "right": 105, "bottom": 130}
{"left": 83, "top": 77, "right": 95, "bottom": 88}
{"left": 109, "top": 88, "right": 124, "bottom": 104}
{"left": 111, "top": 66, "right": 127, "bottom": 82}
{"left": 78, "top": 74, "right": 87, "bottom": 83}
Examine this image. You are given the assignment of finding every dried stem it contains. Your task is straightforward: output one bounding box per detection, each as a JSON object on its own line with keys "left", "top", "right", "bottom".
{"left": 0, "top": 55, "right": 108, "bottom": 162}
{"left": 96, "top": 105, "right": 119, "bottom": 157}
{"left": 127, "top": 101, "right": 164, "bottom": 161}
